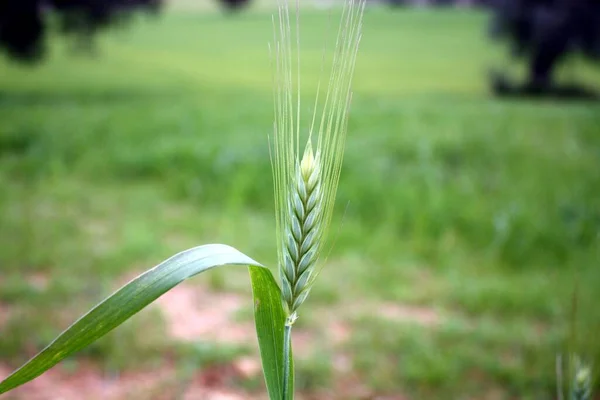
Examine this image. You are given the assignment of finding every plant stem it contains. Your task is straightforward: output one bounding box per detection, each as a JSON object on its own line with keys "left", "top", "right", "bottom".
{"left": 557, "top": 354, "right": 564, "bottom": 400}
{"left": 282, "top": 315, "right": 294, "bottom": 400}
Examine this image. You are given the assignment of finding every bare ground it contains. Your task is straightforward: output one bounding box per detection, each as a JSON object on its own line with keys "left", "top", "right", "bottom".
{"left": 0, "top": 280, "right": 429, "bottom": 399}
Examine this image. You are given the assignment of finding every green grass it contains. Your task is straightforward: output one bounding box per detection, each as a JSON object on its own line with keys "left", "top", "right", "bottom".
{"left": 1, "top": 6, "right": 599, "bottom": 399}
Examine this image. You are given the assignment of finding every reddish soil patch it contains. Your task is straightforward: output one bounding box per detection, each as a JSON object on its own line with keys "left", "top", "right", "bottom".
{"left": 154, "top": 284, "right": 255, "bottom": 345}
{"left": 0, "top": 362, "right": 265, "bottom": 400}
{"left": 25, "top": 273, "right": 49, "bottom": 291}
{"left": 290, "top": 327, "right": 317, "bottom": 356}
{"left": 377, "top": 303, "right": 442, "bottom": 326}
{"left": 0, "top": 362, "right": 172, "bottom": 400}
{"left": 328, "top": 319, "right": 352, "bottom": 344}
{"left": 0, "top": 303, "right": 10, "bottom": 329}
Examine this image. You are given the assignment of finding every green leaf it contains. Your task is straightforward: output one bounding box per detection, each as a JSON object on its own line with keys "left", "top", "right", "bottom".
{"left": 249, "top": 265, "right": 294, "bottom": 400}
{"left": 0, "top": 244, "right": 262, "bottom": 395}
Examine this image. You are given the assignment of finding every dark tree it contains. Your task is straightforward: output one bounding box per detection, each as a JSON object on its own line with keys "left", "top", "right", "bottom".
{"left": 0, "top": 0, "right": 162, "bottom": 63}
{"left": 219, "top": 0, "right": 252, "bottom": 11}
{"left": 489, "top": 0, "right": 600, "bottom": 99}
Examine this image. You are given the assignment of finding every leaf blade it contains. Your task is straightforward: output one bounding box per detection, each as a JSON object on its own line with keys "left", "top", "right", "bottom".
{"left": 0, "top": 244, "right": 262, "bottom": 395}
{"left": 249, "top": 265, "right": 294, "bottom": 400}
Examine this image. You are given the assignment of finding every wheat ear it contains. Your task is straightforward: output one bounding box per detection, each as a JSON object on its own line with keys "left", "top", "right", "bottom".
{"left": 572, "top": 358, "right": 592, "bottom": 400}
{"left": 270, "top": 0, "right": 365, "bottom": 321}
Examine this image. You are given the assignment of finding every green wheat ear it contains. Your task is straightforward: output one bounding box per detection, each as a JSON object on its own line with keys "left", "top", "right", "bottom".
{"left": 270, "top": 0, "right": 365, "bottom": 321}
{"left": 572, "top": 358, "right": 593, "bottom": 400}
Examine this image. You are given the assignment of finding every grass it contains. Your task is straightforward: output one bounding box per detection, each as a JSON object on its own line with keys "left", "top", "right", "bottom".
{"left": 1, "top": 5, "right": 599, "bottom": 399}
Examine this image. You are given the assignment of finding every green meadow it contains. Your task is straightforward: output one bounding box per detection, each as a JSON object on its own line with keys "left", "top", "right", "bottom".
{"left": 1, "top": 5, "right": 599, "bottom": 399}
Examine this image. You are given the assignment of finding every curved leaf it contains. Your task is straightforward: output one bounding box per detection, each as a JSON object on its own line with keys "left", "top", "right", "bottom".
{"left": 250, "top": 265, "right": 293, "bottom": 400}
{"left": 0, "top": 244, "right": 262, "bottom": 395}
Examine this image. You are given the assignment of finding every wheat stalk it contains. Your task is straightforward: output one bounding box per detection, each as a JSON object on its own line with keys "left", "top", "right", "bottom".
{"left": 270, "top": 0, "right": 365, "bottom": 323}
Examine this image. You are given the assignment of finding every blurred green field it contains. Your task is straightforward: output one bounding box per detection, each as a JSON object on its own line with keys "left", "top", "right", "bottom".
{"left": 1, "top": 6, "right": 600, "bottom": 399}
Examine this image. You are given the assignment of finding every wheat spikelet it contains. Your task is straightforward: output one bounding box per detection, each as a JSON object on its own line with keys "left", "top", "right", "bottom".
{"left": 270, "top": 0, "right": 365, "bottom": 318}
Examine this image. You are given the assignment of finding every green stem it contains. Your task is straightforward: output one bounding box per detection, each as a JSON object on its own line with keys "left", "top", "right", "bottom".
{"left": 282, "top": 316, "right": 294, "bottom": 400}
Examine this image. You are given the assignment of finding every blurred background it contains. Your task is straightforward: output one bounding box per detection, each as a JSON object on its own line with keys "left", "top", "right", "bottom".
{"left": 1, "top": 0, "right": 599, "bottom": 399}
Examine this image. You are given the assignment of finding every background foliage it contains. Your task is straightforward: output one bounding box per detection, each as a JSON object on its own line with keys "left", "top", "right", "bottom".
{"left": 0, "top": 5, "right": 599, "bottom": 399}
